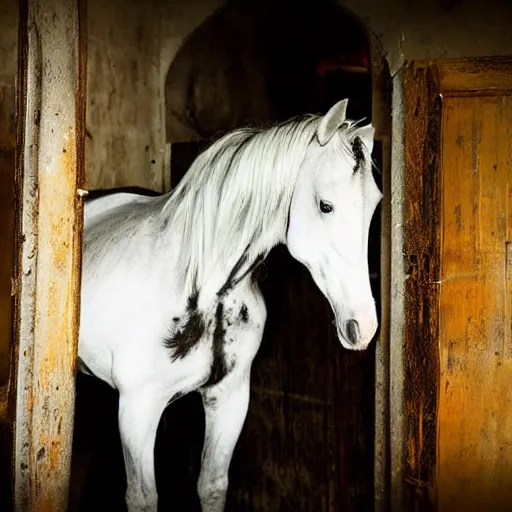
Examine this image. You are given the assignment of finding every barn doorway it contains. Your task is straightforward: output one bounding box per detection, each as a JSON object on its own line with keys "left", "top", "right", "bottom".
{"left": 162, "top": 2, "right": 388, "bottom": 511}
{"left": 72, "top": 1, "right": 390, "bottom": 511}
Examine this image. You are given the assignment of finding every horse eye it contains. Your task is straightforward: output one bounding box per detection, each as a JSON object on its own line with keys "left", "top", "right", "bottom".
{"left": 319, "top": 200, "right": 333, "bottom": 214}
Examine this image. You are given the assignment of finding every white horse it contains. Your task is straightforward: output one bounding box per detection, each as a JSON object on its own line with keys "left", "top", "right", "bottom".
{"left": 78, "top": 99, "right": 382, "bottom": 511}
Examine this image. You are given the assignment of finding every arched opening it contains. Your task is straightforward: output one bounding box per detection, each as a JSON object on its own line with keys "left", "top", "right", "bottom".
{"left": 71, "top": 1, "right": 391, "bottom": 510}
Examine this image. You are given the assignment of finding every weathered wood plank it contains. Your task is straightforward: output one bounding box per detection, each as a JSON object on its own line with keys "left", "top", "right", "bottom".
{"left": 11, "top": 0, "right": 86, "bottom": 509}
{"left": 438, "top": 94, "right": 512, "bottom": 511}
{"left": 402, "top": 62, "right": 442, "bottom": 511}
{"left": 437, "top": 57, "right": 512, "bottom": 94}
{"left": 401, "top": 57, "right": 512, "bottom": 512}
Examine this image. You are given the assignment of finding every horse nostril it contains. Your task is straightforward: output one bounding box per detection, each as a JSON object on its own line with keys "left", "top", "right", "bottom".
{"left": 345, "top": 319, "right": 360, "bottom": 345}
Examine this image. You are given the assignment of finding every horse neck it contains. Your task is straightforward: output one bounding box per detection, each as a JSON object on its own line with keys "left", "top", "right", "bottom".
{"left": 163, "top": 121, "right": 316, "bottom": 311}
{"left": 182, "top": 210, "right": 285, "bottom": 312}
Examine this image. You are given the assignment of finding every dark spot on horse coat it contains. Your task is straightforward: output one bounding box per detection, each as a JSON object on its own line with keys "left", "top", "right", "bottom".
{"left": 203, "top": 302, "right": 231, "bottom": 387}
{"left": 202, "top": 394, "right": 218, "bottom": 408}
{"left": 225, "top": 307, "right": 234, "bottom": 327}
{"left": 187, "top": 292, "right": 198, "bottom": 310}
{"left": 352, "top": 136, "right": 365, "bottom": 174}
{"left": 239, "top": 304, "right": 249, "bottom": 323}
{"left": 164, "top": 291, "right": 205, "bottom": 361}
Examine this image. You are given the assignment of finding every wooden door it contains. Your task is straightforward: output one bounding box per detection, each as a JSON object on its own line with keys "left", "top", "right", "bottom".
{"left": 400, "top": 58, "right": 512, "bottom": 511}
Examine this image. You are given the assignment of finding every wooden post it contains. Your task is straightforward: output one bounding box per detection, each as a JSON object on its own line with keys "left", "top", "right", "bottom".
{"left": 11, "top": 0, "right": 86, "bottom": 510}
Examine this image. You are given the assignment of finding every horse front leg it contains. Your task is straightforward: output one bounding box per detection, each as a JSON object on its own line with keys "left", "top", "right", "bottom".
{"left": 118, "top": 387, "right": 168, "bottom": 512}
{"left": 197, "top": 372, "right": 251, "bottom": 512}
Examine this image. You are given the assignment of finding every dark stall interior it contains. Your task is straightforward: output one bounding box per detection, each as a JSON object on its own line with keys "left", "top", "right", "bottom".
{"left": 71, "top": 1, "right": 385, "bottom": 510}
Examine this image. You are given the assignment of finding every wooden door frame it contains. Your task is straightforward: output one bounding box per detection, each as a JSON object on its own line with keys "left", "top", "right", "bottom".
{"left": 8, "top": 0, "right": 87, "bottom": 509}
{"left": 390, "top": 56, "right": 512, "bottom": 512}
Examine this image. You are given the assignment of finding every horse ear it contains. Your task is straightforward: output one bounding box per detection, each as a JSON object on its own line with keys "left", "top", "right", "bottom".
{"left": 316, "top": 99, "right": 349, "bottom": 146}
{"left": 350, "top": 124, "right": 375, "bottom": 153}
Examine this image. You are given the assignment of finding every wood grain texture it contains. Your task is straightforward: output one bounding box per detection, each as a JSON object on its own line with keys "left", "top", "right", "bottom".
{"left": 402, "top": 63, "right": 442, "bottom": 511}
{"left": 11, "top": 0, "right": 87, "bottom": 509}
{"left": 438, "top": 94, "right": 512, "bottom": 511}
{"left": 437, "top": 57, "right": 512, "bottom": 94}
{"left": 401, "top": 57, "right": 512, "bottom": 512}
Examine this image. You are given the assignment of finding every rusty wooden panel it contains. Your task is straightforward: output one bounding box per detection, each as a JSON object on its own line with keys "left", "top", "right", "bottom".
{"left": 401, "top": 63, "right": 442, "bottom": 511}
{"left": 11, "top": 0, "right": 86, "bottom": 510}
{"left": 437, "top": 95, "right": 512, "bottom": 511}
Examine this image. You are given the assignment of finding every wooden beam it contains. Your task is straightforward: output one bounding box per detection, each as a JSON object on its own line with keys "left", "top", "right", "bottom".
{"left": 401, "top": 61, "right": 443, "bottom": 512}
{"left": 11, "top": 0, "right": 86, "bottom": 510}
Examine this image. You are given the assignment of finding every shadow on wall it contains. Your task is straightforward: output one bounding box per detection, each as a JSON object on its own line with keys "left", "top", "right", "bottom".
{"left": 165, "top": 0, "right": 370, "bottom": 142}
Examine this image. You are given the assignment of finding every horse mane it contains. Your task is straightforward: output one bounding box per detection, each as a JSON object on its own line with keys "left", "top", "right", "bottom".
{"left": 163, "top": 114, "right": 357, "bottom": 300}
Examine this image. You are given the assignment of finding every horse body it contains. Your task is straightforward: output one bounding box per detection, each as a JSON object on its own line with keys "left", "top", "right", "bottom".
{"left": 81, "top": 193, "right": 267, "bottom": 511}
{"left": 78, "top": 99, "right": 381, "bottom": 511}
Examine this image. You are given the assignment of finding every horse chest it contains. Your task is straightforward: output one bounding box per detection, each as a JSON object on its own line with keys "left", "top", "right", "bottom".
{"left": 166, "top": 294, "right": 260, "bottom": 388}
